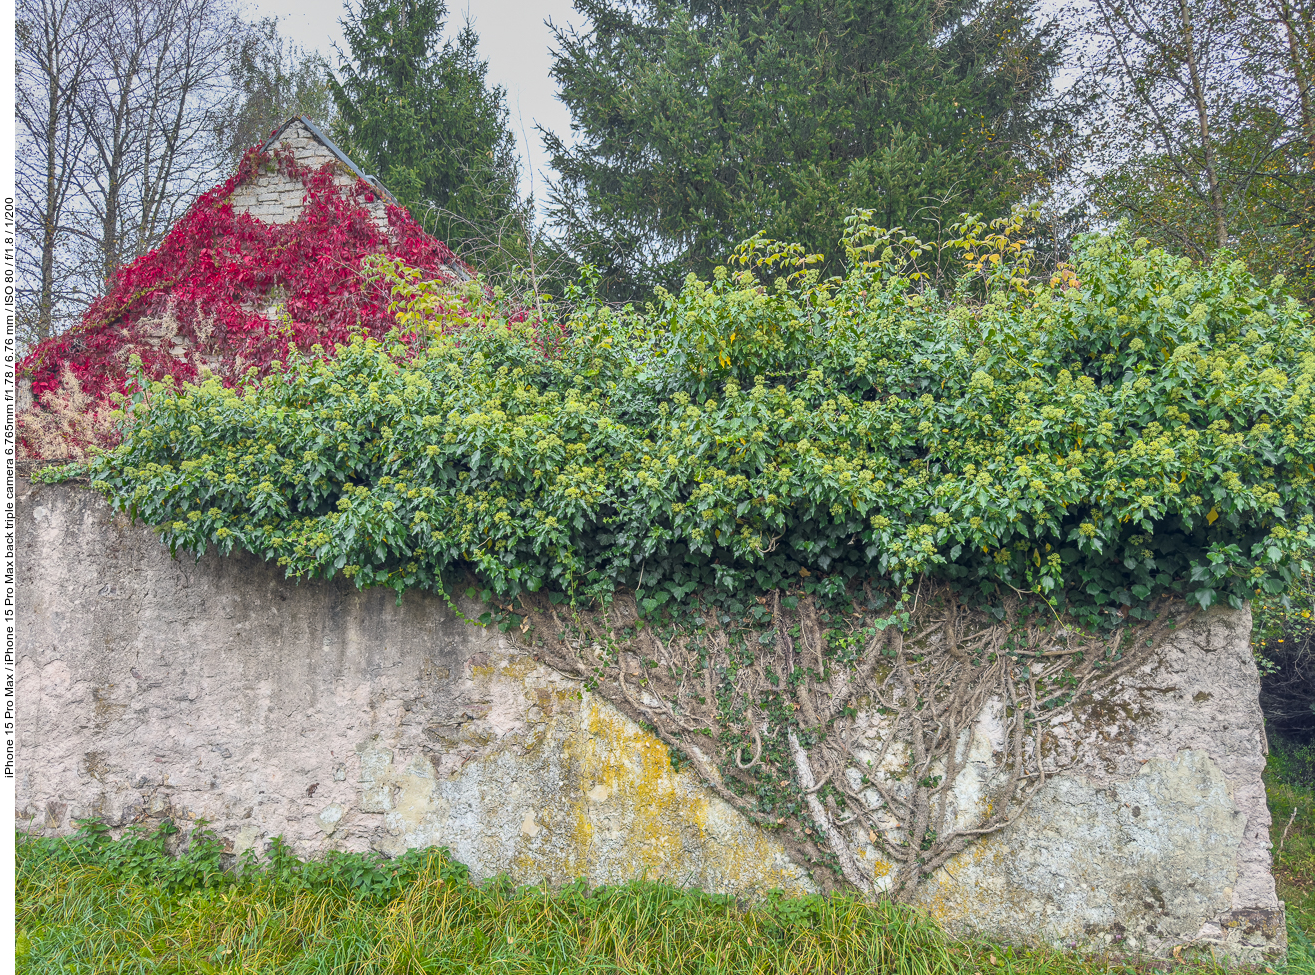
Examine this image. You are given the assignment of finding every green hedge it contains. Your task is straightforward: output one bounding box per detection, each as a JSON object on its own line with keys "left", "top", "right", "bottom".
{"left": 66, "top": 217, "right": 1315, "bottom": 625}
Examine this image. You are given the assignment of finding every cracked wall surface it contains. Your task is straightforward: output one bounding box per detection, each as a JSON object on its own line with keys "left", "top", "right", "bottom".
{"left": 16, "top": 480, "right": 1284, "bottom": 962}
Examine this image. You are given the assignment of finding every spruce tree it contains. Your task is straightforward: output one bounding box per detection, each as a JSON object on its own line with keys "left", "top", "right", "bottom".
{"left": 545, "top": 0, "right": 1069, "bottom": 299}
{"left": 330, "top": 0, "right": 527, "bottom": 263}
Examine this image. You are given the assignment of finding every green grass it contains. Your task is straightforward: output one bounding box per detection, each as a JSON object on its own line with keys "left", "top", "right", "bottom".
{"left": 1266, "top": 736, "right": 1315, "bottom": 973}
{"left": 17, "top": 763, "right": 1315, "bottom": 975}
{"left": 15, "top": 834, "right": 957, "bottom": 974}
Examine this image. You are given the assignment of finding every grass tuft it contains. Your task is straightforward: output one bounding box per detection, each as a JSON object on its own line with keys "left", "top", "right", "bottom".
{"left": 16, "top": 754, "right": 1315, "bottom": 975}
{"left": 1267, "top": 735, "right": 1315, "bottom": 973}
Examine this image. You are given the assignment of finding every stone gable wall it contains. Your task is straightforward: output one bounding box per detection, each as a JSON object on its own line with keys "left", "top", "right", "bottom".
{"left": 15, "top": 478, "right": 1286, "bottom": 963}
{"left": 226, "top": 119, "right": 391, "bottom": 230}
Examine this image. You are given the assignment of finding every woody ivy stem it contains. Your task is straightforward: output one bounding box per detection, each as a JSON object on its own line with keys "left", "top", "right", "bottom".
{"left": 512, "top": 585, "right": 1182, "bottom": 898}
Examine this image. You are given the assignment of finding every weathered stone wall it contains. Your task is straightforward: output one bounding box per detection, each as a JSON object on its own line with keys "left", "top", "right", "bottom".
{"left": 16, "top": 479, "right": 1285, "bottom": 962}
{"left": 226, "top": 118, "right": 391, "bottom": 230}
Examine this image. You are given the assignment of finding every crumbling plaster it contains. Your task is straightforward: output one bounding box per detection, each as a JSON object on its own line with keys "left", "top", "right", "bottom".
{"left": 15, "top": 478, "right": 1284, "bottom": 962}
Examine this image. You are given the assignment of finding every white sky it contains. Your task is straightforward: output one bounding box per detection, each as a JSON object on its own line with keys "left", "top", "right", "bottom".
{"left": 241, "top": 0, "right": 584, "bottom": 206}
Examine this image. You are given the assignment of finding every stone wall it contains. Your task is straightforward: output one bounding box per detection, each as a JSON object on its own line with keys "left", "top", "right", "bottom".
{"left": 225, "top": 118, "right": 392, "bottom": 230}
{"left": 15, "top": 478, "right": 1285, "bottom": 962}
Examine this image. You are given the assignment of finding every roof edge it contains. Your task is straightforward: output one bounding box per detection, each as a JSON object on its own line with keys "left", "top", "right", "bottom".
{"left": 258, "top": 115, "right": 471, "bottom": 282}
{"left": 261, "top": 116, "right": 398, "bottom": 206}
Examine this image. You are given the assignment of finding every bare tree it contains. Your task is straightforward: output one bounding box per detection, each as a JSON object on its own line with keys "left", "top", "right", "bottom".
{"left": 16, "top": 0, "right": 105, "bottom": 342}
{"left": 71, "top": 0, "right": 245, "bottom": 290}
{"left": 1240, "top": 1, "right": 1315, "bottom": 287}
{"left": 1080, "top": 0, "right": 1249, "bottom": 252}
{"left": 16, "top": 0, "right": 271, "bottom": 346}
{"left": 1078, "top": 0, "right": 1314, "bottom": 282}
{"left": 1267, "top": 0, "right": 1315, "bottom": 154}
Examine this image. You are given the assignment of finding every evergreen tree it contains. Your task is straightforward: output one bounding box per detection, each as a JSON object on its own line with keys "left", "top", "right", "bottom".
{"left": 545, "top": 0, "right": 1070, "bottom": 299}
{"left": 330, "top": 0, "right": 528, "bottom": 264}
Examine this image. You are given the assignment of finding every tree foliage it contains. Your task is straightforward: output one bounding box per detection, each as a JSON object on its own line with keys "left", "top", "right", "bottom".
{"left": 543, "top": 0, "right": 1070, "bottom": 300}
{"left": 328, "top": 0, "right": 529, "bottom": 266}
{"left": 216, "top": 18, "right": 336, "bottom": 168}
{"left": 1081, "top": 0, "right": 1315, "bottom": 299}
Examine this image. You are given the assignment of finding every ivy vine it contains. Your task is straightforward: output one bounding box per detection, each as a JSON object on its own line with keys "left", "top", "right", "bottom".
{"left": 33, "top": 210, "right": 1315, "bottom": 897}
{"left": 54, "top": 214, "right": 1315, "bottom": 625}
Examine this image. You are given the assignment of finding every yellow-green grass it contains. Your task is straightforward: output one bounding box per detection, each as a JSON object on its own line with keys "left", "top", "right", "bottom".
{"left": 17, "top": 754, "right": 1315, "bottom": 975}
{"left": 15, "top": 848, "right": 953, "bottom": 975}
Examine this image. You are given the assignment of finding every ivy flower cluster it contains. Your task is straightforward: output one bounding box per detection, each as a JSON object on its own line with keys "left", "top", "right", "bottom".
{"left": 70, "top": 224, "right": 1315, "bottom": 624}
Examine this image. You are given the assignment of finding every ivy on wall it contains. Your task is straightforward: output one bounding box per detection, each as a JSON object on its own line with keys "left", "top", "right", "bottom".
{"left": 52, "top": 212, "right": 1315, "bottom": 625}
{"left": 34, "top": 211, "right": 1313, "bottom": 895}
{"left": 18, "top": 145, "right": 468, "bottom": 457}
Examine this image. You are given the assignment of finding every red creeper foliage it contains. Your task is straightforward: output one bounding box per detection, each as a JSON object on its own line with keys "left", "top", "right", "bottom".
{"left": 19, "top": 145, "right": 470, "bottom": 458}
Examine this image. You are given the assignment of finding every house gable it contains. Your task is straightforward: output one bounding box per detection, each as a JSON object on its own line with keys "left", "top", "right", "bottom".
{"left": 225, "top": 116, "right": 393, "bottom": 229}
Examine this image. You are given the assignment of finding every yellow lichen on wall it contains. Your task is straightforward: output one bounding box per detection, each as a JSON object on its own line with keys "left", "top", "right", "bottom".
{"left": 571, "top": 697, "right": 709, "bottom": 882}
{"left": 912, "top": 837, "right": 1003, "bottom": 923}
{"left": 450, "top": 649, "right": 812, "bottom": 894}
{"left": 505, "top": 690, "right": 813, "bottom": 895}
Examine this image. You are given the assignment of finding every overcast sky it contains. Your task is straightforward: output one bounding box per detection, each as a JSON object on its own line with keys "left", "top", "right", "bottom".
{"left": 242, "top": 0, "right": 584, "bottom": 205}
